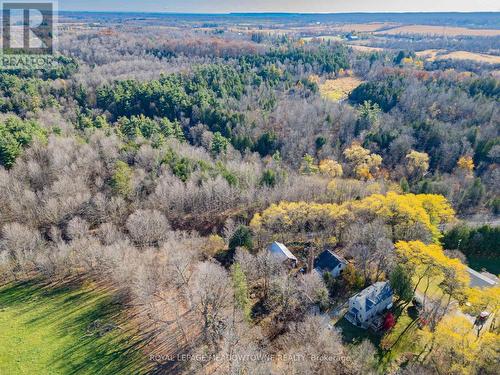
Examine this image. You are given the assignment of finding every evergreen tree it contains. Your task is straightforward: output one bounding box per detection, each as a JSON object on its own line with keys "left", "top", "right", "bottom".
{"left": 232, "top": 263, "right": 251, "bottom": 321}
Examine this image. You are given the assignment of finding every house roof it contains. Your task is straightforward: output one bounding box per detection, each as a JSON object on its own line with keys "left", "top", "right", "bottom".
{"left": 314, "top": 250, "right": 347, "bottom": 272}
{"left": 467, "top": 267, "right": 499, "bottom": 288}
{"left": 268, "top": 242, "right": 297, "bottom": 262}
{"left": 352, "top": 281, "right": 393, "bottom": 312}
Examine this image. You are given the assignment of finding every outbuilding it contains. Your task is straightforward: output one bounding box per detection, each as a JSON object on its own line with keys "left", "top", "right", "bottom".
{"left": 267, "top": 241, "right": 298, "bottom": 267}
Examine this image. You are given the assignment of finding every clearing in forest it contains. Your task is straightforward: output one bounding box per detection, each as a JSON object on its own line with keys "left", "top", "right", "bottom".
{"left": 319, "top": 76, "right": 364, "bottom": 102}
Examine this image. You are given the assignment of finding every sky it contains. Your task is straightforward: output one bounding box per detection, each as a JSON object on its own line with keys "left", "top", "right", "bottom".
{"left": 58, "top": 0, "right": 500, "bottom": 13}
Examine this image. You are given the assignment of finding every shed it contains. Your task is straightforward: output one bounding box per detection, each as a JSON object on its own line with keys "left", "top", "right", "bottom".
{"left": 267, "top": 241, "right": 298, "bottom": 267}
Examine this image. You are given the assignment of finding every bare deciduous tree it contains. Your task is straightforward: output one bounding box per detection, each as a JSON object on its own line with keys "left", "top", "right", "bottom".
{"left": 345, "top": 220, "right": 395, "bottom": 283}
{"left": 190, "top": 261, "right": 233, "bottom": 349}
{"left": 277, "top": 314, "right": 355, "bottom": 375}
{"left": 126, "top": 209, "right": 171, "bottom": 247}
{"left": 0, "top": 223, "right": 43, "bottom": 275}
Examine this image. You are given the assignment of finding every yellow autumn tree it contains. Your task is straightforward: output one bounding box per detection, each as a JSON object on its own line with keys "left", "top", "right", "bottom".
{"left": 464, "top": 286, "right": 500, "bottom": 317}
{"left": 250, "top": 200, "right": 352, "bottom": 242}
{"left": 395, "top": 240, "right": 469, "bottom": 313}
{"left": 463, "top": 286, "right": 500, "bottom": 336}
{"left": 401, "top": 56, "right": 414, "bottom": 65}
{"left": 428, "top": 315, "right": 499, "bottom": 375}
{"left": 203, "top": 234, "right": 226, "bottom": 257}
{"left": 433, "top": 315, "right": 479, "bottom": 374}
{"left": 405, "top": 150, "right": 429, "bottom": 180}
{"left": 343, "top": 143, "right": 382, "bottom": 180}
{"left": 251, "top": 192, "right": 455, "bottom": 244}
{"left": 395, "top": 241, "right": 445, "bottom": 300}
{"left": 457, "top": 155, "right": 474, "bottom": 174}
{"left": 350, "top": 192, "right": 455, "bottom": 242}
{"left": 318, "top": 159, "right": 343, "bottom": 178}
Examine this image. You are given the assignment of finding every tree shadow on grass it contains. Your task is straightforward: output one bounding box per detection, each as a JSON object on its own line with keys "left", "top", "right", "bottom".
{"left": 0, "top": 278, "right": 46, "bottom": 306}
{"left": 335, "top": 317, "right": 381, "bottom": 347}
{"left": 0, "top": 279, "right": 153, "bottom": 375}
{"left": 50, "top": 291, "right": 153, "bottom": 374}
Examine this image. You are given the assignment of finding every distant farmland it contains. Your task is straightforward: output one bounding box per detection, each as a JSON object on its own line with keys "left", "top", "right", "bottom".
{"left": 378, "top": 25, "right": 500, "bottom": 37}
{"left": 330, "top": 22, "right": 397, "bottom": 33}
{"left": 416, "top": 49, "right": 500, "bottom": 64}
{"left": 349, "top": 45, "right": 385, "bottom": 53}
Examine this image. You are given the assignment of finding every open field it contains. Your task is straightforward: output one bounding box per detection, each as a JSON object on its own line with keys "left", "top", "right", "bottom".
{"left": 232, "top": 22, "right": 395, "bottom": 35}
{"left": 330, "top": 22, "right": 397, "bottom": 33}
{"left": 378, "top": 25, "right": 500, "bottom": 37}
{"left": 0, "top": 279, "right": 151, "bottom": 375}
{"left": 416, "top": 49, "right": 500, "bottom": 64}
{"left": 349, "top": 45, "right": 386, "bottom": 53}
{"left": 301, "top": 35, "right": 343, "bottom": 42}
{"left": 415, "top": 49, "right": 442, "bottom": 60}
{"left": 440, "top": 51, "right": 500, "bottom": 64}
{"left": 231, "top": 22, "right": 398, "bottom": 37}
{"left": 319, "top": 76, "right": 364, "bottom": 102}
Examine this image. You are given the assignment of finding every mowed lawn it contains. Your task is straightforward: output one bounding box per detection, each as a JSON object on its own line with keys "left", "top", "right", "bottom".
{"left": 0, "top": 279, "right": 151, "bottom": 375}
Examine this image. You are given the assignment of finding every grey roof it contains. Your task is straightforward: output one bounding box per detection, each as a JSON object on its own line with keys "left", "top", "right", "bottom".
{"left": 467, "top": 267, "right": 499, "bottom": 288}
{"left": 314, "top": 250, "right": 347, "bottom": 272}
{"left": 268, "top": 242, "right": 297, "bottom": 262}
{"left": 353, "top": 281, "right": 393, "bottom": 311}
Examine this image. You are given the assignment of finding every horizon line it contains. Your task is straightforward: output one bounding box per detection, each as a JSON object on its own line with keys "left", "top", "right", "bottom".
{"left": 58, "top": 10, "right": 500, "bottom": 15}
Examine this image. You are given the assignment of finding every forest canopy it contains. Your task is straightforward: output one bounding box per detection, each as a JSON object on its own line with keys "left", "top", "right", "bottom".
{"left": 0, "top": 14, "right": 498, "bottom": 375}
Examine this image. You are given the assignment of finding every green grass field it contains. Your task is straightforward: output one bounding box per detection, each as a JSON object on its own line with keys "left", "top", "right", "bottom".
{"left": 0, "top": 279, "right": 151, "bottom": 375}
{"left": 379, "top": 308, "right": 422, "bottom": 370}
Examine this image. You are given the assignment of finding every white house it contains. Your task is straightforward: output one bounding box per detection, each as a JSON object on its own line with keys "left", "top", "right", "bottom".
{"left": 345, "top": 281, "right": 393, "bottom": 329}
{"left": 267, "top": 241, "right": 298, "bottom": 267}
{"left": 314, "top": 250, "right": 348, "bottom": 277}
